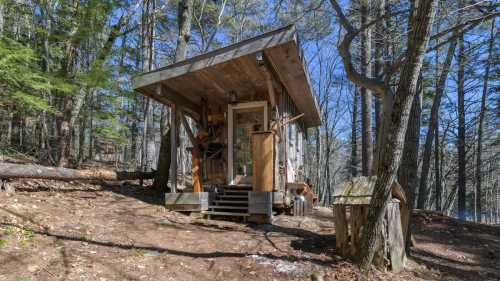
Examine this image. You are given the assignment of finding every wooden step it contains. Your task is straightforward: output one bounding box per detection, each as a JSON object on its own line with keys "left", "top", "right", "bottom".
{"left": 227, "top": 184, "right": 252, "bottom": 191}
{"left": 223, "top": 190, "right": 249, "bottom": 194}
{"left": 209, "top": 205, "right": 248, "bottom": 210}
{"left": 202, "top": 211, "right": 249, "bottom": 217}
{"left": 214, "top": 200, "right": 249, "bottom": 204}
{"left": 218, "top": 194, "right": 248, "bottom": 199}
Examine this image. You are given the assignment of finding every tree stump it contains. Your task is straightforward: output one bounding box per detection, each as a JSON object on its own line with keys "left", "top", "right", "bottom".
{"left": 333, "top": 177, "right": 406, "bottom": 272}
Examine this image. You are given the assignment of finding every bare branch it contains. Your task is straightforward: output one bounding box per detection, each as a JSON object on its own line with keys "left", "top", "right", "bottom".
{"left": 430, "top": 11, "right": 499, "bottom": 41}
{"left": 329, "top": 0, "right": 391, "bottom": 98}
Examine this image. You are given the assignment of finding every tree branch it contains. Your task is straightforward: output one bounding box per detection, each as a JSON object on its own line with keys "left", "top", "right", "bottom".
{"left": 430, "top": 11, "right": 499, "bottom": 41}
{"left": 329, "top": 0, "right": 392, "bottom": 98}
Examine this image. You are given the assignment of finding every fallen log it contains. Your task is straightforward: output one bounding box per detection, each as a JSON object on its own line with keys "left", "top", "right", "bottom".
{"left": 0, "top": 162, "right": 155, "bottom": 181}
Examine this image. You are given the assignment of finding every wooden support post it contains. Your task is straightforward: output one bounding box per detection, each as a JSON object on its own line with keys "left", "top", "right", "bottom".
{"left": 262, "top": 67, "right": 277, "bottom": 107}
{"left": 201, "top": 98, "right": 208, "bottom": 131}
{"left": 227, "top": 104, "right": 234, "bottom": 185}
{"left": 170, "top": 103, "right": 178, "bottom": 193}
{"left": 180, "top": 112, "right": 202, "bottom": 193}
{"left": 180, "top": 112, "right": 196, "bottom": 145}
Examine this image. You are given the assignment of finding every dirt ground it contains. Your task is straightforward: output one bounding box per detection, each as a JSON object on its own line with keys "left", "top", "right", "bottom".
{"left": 0, "top": 180, "right": 499, "bottom": 281}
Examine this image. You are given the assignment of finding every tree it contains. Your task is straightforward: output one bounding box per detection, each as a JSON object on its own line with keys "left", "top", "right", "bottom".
{"left": 154, "top": 0, "right": 194, "bottom": 192}
{"left": 475, "top": 19, "right": 495, "bottom": 222}
{"left": 329, "top": 0, "right": 439, "bottom": 270}
{"left": 417, "top": 31, "right": 459, "bottom": 209}
{"left": 360, "top": 0, "right": 373, "bottom": 176}
{"left": 351, "top": 87, "right": 359, "bottom": 177}
{"left": 457, "top": 30, "right": 466, "bottom": 221}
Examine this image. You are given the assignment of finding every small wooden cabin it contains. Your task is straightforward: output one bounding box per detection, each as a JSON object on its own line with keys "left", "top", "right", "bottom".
{"left": 132, "top": 25, "right": 320, "bottom": 223}
{"left": 333, "top": 177, "right": 406, "bottom": 272}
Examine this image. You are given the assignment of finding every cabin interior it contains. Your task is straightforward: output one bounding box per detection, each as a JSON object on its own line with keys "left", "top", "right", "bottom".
{"left": 133, "top": 25, "right": 321, "bottom": 221}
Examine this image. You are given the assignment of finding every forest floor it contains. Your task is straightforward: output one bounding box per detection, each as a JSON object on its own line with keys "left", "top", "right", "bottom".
{"left": 0, "top": 179, "right": 499, "bottom": 281}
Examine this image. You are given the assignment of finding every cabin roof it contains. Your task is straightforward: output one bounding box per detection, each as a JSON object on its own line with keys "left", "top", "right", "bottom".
{"left": 333, "top": 177, "right": 407, "bottom": 205}
{"left": 132, "top": 25, "right": 321, "bottom": 127}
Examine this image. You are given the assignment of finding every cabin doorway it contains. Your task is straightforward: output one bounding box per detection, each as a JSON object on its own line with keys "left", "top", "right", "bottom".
{"left": 228, "top": 101, "right": 268, "bottom": 185}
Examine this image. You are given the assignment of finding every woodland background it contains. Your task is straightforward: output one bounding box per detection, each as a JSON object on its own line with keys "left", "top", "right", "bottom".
{"left": 0, "top": 0, "right": 498, "bottom": 223}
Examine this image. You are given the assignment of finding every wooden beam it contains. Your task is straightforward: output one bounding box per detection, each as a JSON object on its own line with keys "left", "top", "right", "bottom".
{"left": 141, "top": 84, "right": 200, "bottom": 122}
{"left": 162, "top": 84, "right": 201, "bottom": 121}
{"left": 261, "top": 65, "right": 277, "bottom": 107}
{"left": 258, "top": 52, "right": 281, "bottom": 108}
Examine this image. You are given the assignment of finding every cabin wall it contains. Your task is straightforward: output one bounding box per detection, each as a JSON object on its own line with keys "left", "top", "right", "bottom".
{"left": 278, "top": 87, "right": 306, "bottom": 185}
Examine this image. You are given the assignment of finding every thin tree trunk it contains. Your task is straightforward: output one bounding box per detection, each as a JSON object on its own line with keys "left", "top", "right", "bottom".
{"left": 140, "top": 0, "right": 156, "bottom": 173}
{"left": 351, "top": 88, "right": 359, "bottom": 177}
{"left": 475, "top": 19, "right": 494, "bottom": 223}
{"left": 0, "top": 1, "right": 4, "bottom": 35}
{"left": 10, "top": 110, "right": 21, "bottom": 149}
{"left": 315, "top": 126, "right": 321, "bottom": 191}
{"left": 434, "top": 124, "right": 442, "bottom": 211}
{"left": 417, "top": 35, "right": 458, "bottom": 209}
{"left": 373, "top": 0, "right": 385, "bottom": 163}
{"left": 457, "top": 32, "right": 466, "bottom": 220}
{"left": 360, "top": 0, "right": 373, "bottom": 176}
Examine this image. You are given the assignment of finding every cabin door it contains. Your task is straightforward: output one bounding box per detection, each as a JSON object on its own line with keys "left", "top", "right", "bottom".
{"left": 228, "top": 101, "right": 268, "bottom": 185}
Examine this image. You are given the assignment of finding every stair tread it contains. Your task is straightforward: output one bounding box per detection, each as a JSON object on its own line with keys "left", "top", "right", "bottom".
{"left": 209, "top": 205, "right": 248, "bottom": 210}
{"left": 219, "top": 195, "right": 248, "bottom": 198}
{"left": 214, "top": 200, "right": 249, "bottom": 204}
{"left": 202, "top": 211, "right": 249, "bottom": 216}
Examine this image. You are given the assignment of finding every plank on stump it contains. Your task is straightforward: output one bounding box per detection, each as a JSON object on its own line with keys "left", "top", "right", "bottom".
{"left": 333, "top": 205, "right": 348, "bottom": 256}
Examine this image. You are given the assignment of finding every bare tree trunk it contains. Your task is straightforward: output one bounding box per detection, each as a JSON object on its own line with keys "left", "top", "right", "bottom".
{"left": 434, "top": 124, "right": 442, "bottom": 211}
{"left": 417, "top": 35, "right": 458, "bottom": 209}
{"left": 77, "top": 103, "right": 87, "bottom": 165}
{"left": 175, "top": 0, "right": 194, "bottom": 60}
{"left": 0, "top": 1, "right": 4, "bottom": 35}
{"left": 360, "top": 0, "right": 373, "bottom": 176}
{"left": 154, "top": 0, "right": 194, "bottom": 190}
{"left": 358, "top": 0, "right": 438, "bottom": 270}
{"left": 57, "top": 97, "right": 72, "bottom": 167}
{"left": 373, "top": 0, "right": 385, "bottom": 163}
{"left": 88, "top": 93, "right": 95, "bottom": 161}
{"left": 10, "top": 111, "right": 21, "bottom": 149}
{"left": 140, "top": 0, "right": 156, "bottom": 173}
{"left": 351, "top": 88, "right": 359, "bottom": 177}
{"left": 398, "top": 77, "right": 421, "bottom": 251}
{"left": 315, "top": 126, "right": 321, "bottom": 188}
{"left": 475, "top": 19, "right": 494, "bottom": 222}
{"left": 457, "top": 32, "right": 466, "bottom": 220}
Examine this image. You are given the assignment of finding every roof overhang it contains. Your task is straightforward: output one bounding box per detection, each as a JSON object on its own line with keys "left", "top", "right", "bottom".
{"left": 132, "top": 25, "right": 321, "bottom": 127}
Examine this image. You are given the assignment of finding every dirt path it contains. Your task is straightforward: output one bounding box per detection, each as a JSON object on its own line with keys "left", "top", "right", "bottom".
{"left": 0, "top": 180, "right": 499, "bottom": 281}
